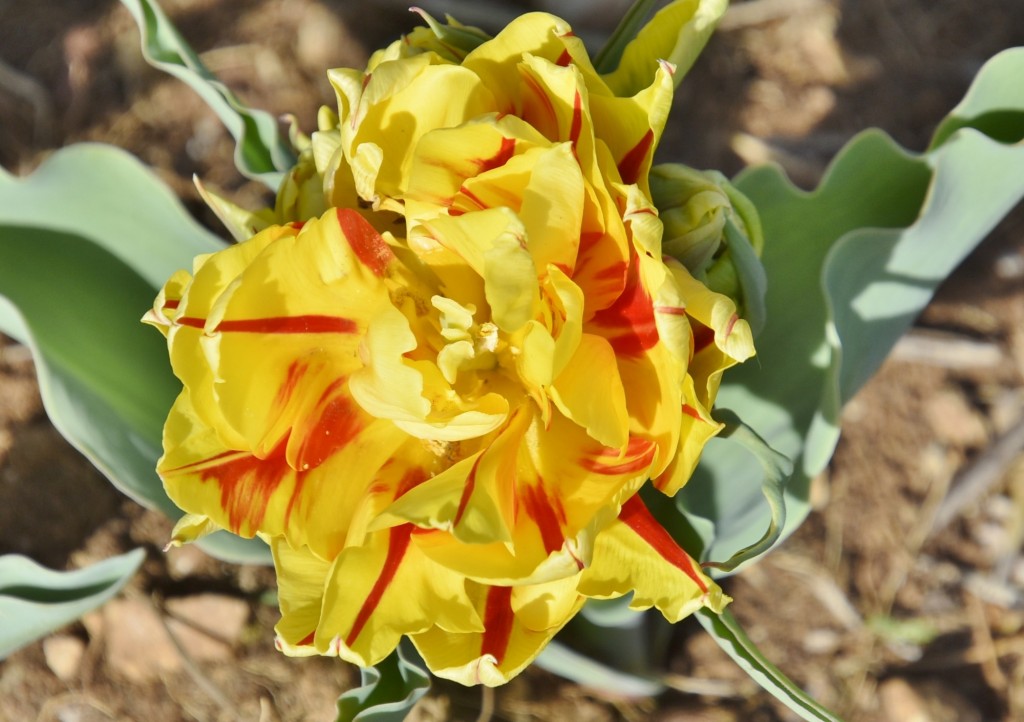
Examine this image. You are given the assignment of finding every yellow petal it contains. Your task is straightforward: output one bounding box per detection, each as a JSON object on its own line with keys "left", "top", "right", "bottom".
{"left": 340, "top": 58, "right": 497, "bottom": 201}
{"left": 654, "top": 374, "right": 723, "bottom": 495}
{"left": 272, "top": 538, "right": 332, "bottom": 657}
{"left": 159, "top": 388, "right": 408, "bottom": 559}
{"left": 412, "top": 579, "right": 584, "bottom": 686}
{"left": 601, "top": 0, "right": 728, "bottom": 97}
{"left": 550, "top": 333, "right": 629, "bottom": 449}
{"left": 667, "top": 258, "right": 755, "bottom": 406}
{"left": 483, "top": 228, "right": 539, "bottom": 334}
{"left": 579, "top": 495, "right": 729, "bottom": 621}
{"left": 314, "top": 524, "right": 482, "bottom": 667}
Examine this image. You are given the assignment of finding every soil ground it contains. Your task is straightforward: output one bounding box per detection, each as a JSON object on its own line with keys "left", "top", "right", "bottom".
{"left": 1, "top": 1, "right": 1023, "bottom": 720}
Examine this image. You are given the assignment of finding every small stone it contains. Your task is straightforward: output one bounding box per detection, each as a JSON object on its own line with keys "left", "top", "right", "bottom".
{"left": 879, "top": 677, "right": 932, "bottom": 722}
{"left": 995, "top": 250, "right": 1024, "bottom": 280}
{"left": 802, "top": 628, "right": 840, "bottom": 655}
{"left": 165, "top": 593, "right": 250, "bottom": 658}
{"left": 165, "top": 543, "right": 208, "bottom": 579}
{"left": 296, "top": 4, "right": 348, "bottom": 73}
{"left": 43, "top": 634, "right": 86, "bottom": 681}
{"left": 103, "top": 598, "right": 181, "bottom": 681}
{"left": 924, "top": 389, "right": 988, "bottom": 447}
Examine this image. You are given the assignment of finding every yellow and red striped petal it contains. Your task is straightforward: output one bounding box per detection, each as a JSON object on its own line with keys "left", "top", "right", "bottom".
{"left": 412, "top": 578, "right": 584, "bottom": 687}
{"left": 578, "top": 495, "right": 729, "bottom": 620}
{"left": 314, "top": 523, "right": 482, "bottom": 667}
{"left": 550, "top": 333, "right": 629, "bottom": 449}
{"left": 654, "top": 375, "right": 722, "bottom": 495}
{"left": 667, "top": 258, "right": 755, "bottom": 406}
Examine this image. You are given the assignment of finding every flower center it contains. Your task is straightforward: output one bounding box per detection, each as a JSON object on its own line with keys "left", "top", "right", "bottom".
{"left": 432, "top": 295, "right": 502, "bottom": 384}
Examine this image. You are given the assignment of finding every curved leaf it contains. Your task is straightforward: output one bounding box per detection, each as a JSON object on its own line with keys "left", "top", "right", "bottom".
{"left": 702, "top": 409, "right": 792, "bottom": 572}
{"left": 336, "top": 645, "right": 430, "bottom": 722}
{"left": 118, "top": 0, "right": 296, "bottom": 189}
{"left": 0, "top": 549, "right": 145, "bottom": 658}
{"left": 696, "top": 609, "right": 843, "bottom": 722}
{"left": 600, "top": 0, "right": 729, "bottom": 96}
{"left": 931, "top": 47, "right": 1024, "bottom": 148}
{"left": 0, "top": 145, "right": 270, "bottom": 565}
{"left": 678, "top": 48, "right": 1024, "bottom": 569}
{"left": 536, "top": 637, "right": 666, "bottom": 698}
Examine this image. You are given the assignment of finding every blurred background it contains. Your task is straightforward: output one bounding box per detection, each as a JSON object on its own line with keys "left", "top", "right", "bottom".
{"left": 1, "top": 1, "right": 1023, "bottom": 720}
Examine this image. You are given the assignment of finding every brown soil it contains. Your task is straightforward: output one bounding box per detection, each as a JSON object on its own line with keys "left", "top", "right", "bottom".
{"left": 1, "top": 1, "right": 1023, "bottom": 720}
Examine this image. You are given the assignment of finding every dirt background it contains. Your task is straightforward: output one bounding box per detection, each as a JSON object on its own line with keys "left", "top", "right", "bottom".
{"left": 2, "top": 0, "right": 1024, "bottom": 720}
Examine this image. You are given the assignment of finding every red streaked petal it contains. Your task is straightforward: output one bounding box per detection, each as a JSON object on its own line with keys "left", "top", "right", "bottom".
{"left": 480, "top": 585, "right": 515, "bottom": 662}
{"left": 618, "top": 495, "right": 707, "bottom": 593}
{"left": 336, "top": 208, "right": 395, "bottom": 277}
{"left": 177, "top": 314, "right": 358, "bottom": 334}
{"left": 346, "top": 524, "right": 414, "bottom": 648}
{"left": 617, "top": 129, "right": 654, "bottom": 185}
{"left": 588, "top": 252, "right": 659, "bottom": 356}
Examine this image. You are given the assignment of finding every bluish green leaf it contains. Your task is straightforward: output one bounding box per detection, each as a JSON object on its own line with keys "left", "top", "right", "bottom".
{"left": 0, "top": 549, "right": 145, "bottom": 658}
{"left": 119, "top": 0, "right": 296, "bottom": 189}
{"left": 931, "top": 48, "right": 1024, "bottom": 148}
{"left": 593, "top": 0, "right": 658, "bottom": 74}
{"left": 679, "top": 48, "right": 1024, "bottom": 570}
{"left": 0, "top": 144, "right": 270, "bottom": 565}
{"left": 600, "top": 0, "right": 729, "bottom": 95}
{"left": 336, "top": 645, "right": 430, "bottom": 722}
{"left": 697, "top": 609, "right": 843, "bottom": 722}
{"left": 536, "top": 637, "right": 665, "bottom": 698}
{"left": 702, "top": 409, "right": 792, "bottom": 572}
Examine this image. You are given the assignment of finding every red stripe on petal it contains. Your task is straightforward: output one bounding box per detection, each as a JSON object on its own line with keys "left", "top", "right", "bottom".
{"left": 177, "top": 316, "right": 206, "bottom": 329}
{"left": 582, "top": 437, "right": 657, "bottom": 476}
{"left": 345, "top": 524, "right": 413, "bottom": 648}
{"left": 619, "top": 496, "right": 708, "bottom": 593}
{"left": 480, "top": 585, "right": 514, "bottom": 663}
{"left": 681, "top": 404, "right": 706, "bottom": 421}
{"left": 569, "top": 91, "right": 583, "bottom": 147}
{"left": 274, "top": 361, "right": 308, "bottom": 411}
{"left": 296, "top": 388, "right": 363, "bottom": 470}
{"left": 556, "top": 48, "right": 572, "bottom": 67}
{"left": 459, "top": 186, "right": 489, "bottom": 212}
{"left": 178, "top": 315, "right": 358, "bottom": 334}
{"left": 298, "top": 630, "right": 316, "bottom": 646}
{"left": 522, "top": 482, "right": 564, "bottom": 555}
{"left": 164, "top": 299, "right": 180, "bottom": 309}
{"left": 654, "top": 305, "right": 687, "bottom": 317}
{"left": 220, "top": 316, "right": 358, "bottom": 334}
{"left": 590, "top": 255, "right": 659, "bottom": 356}
{"left": 453, "top": 453, "right": 485, "bottom": 527}
{"left": 188, "top": 437, "right": 292, "bottom": 534}
{"left": 477, "top": 137, "right": 516, "bottom": 174}
{"left": 522, "top": 72, "right": 557, "bottom": 138}
{"left": 397, "top": 467, "right": 428, "bottom": 497}
{"left": 337, "top": 208, "right": 395, "bottom": 277}
{"left": 617, "top": 130, "right": 654, "bottom": 185}
{"left": 692, "top": 320, "right": 714, "bottom": 354}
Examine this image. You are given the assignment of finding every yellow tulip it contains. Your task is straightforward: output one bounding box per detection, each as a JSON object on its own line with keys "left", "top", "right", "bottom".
{"left": 148, "top": 9, "right": 752, "bottom": 686}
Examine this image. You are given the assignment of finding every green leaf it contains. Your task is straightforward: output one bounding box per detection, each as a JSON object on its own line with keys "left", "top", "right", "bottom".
{"left": 118, "top": 0, "right": 296, "bottom": 189}
{"left": 599, "top": 0, "right": 729, "bottom": 96}
{"left": 701, "top": 410, "right": 792, "bottom": 572}
{"left": 336, "top": 645, "right": 430, "bottom": 722}
{"left": 593, "top": 0, "right": 658, "bottom": 74}
{"left": 930, "top": 48, "right": 1024, "bottom": 148}
{"left": 696, "top": 609, "right": 843, "bottom": 722}
{"left": 679, "top": 48, "right": 1024, "bottom": 570}
{"left": 0, "top": 144, "right": 270, "bottom": 565}
{"left": 0, "top": 549, "right": 145, "bottom": 658}
{"left": 537, "top": 637, "right": 666, "bottom": 698}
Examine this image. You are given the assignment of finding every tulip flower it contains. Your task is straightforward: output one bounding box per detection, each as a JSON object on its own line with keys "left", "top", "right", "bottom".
{"left": 147, "top": 8, "right": 754, "bottom": 686}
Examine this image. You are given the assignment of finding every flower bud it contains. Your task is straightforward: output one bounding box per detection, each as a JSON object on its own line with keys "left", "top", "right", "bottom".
{"left": 650, "top": 163, "right": 764, "bottom": 316}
